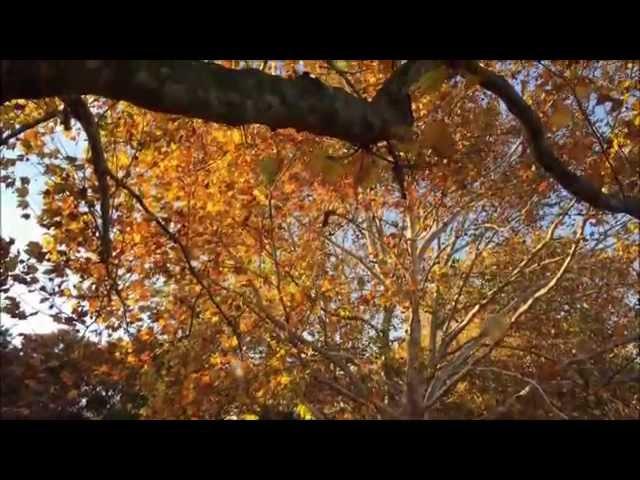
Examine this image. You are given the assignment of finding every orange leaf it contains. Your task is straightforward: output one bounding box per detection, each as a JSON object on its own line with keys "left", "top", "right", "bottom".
{"left": 550, "top": 102, "right": 572, "bottom": 130}
{"left": 575, "top": 81, "right": 591, "bottom": 102}
{"left": 537, "top": 180, "right": 552, "bottom": 193}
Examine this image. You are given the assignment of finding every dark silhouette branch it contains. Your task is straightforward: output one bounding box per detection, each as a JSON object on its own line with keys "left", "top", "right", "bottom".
{"left": 456, "top": 61, "right": 640, "bottom": 220}
{"left": 1, "top": 60, "right": 418, "bottom": 146}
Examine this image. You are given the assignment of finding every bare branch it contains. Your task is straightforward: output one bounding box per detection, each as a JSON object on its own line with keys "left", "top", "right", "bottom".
{"left": 474, "top": 367, "right": 569, "bottom": 419}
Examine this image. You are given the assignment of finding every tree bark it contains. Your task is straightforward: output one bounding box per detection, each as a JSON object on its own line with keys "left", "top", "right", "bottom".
{"left": 1, "top": 60, "right": 417, "bottom": 146}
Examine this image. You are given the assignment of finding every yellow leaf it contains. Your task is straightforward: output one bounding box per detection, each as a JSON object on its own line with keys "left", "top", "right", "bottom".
{"left": 222, "top": 336, "right": 239, "bottom": 350}
{"left": 42, "top": 235, "right": 55, "bottom": 251}
{"left": 231, "top": 129, "right": 243, "bottom": 144}
{"left": 239, "top": 413, "right": 260, "bottom": 420}
{"left": 550, "top": 102, "right": 572, "bottom": 130}
{"left": 295, "top": 403, "right": 314, "bottom": 420}
{"left": 253, "top": 188, "right": 269, "bottom": 206}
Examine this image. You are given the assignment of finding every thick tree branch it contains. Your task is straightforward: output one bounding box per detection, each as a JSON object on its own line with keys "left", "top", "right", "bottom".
{"left": 559, "top": 332, "right": 640, "bottom": 369}
{"left": 1, "top": 60, "right": 415, "bottom": 146}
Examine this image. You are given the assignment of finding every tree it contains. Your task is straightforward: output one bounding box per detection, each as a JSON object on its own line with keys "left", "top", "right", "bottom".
{"left": 0, "top": 330, "right": 144, "bottom": 419}
{"left": 1, "top": 60, "right": 638, "bottom": 419}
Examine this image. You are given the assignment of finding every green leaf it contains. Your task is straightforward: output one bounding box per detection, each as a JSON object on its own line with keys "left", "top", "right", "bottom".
{"left": 4, "top": 255, "right": 19, "bottom": 273}
{"left": 258, "top": 156, "right": 281, "bottom": 185}
{"left": 414, "top": 66, "right": 449, "bottom": 94}
{"left": 333, "top": 60, "right": 350, "bottom": 71}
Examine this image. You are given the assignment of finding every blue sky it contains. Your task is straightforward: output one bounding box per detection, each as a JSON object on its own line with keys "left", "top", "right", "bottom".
{"left": 1, "top": 160, "right": 60, "bottom": 335}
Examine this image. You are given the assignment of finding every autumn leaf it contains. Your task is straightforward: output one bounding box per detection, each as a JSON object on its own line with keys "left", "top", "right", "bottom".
{"left": 421, "top": 120, "right": 456, "bottom": 157}
{"left": 24, "top": 241, "right": 43, "bottom": 259}
{"left": 537, "top": 180, "right": 552, "bottom": 194}
{"left": 60, "top": 371, "right": 75, "bottom": 386}
{"left": 308, "top": 151, "right": 347, "bottom": 184}
{"left": 138, "top": 328, "right": 154, "bottom": 342}
{"left": 333, "top": 60, "right": 350, "bottom": 71}
{"left": 295, "top": 403, "right": 314, "bottom": 420}
{"left": 575, "top": 80, "right": 591, "bottom": 102}
{"left": 413, "top": 66, "right": 449, "bottom": 95}
{"left": 550, "top": 102, "right": 572, "bottom": 130}
{"left": 41, "top": 235, "right": 55, "bottom": 251}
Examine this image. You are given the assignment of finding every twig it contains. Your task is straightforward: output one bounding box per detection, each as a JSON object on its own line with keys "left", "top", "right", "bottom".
{"left": 475, "top": 367, "right": 568, "bottom": 419}
{"left": 0, "top": 110, "right": 59, "bottom": 147}
{"left": 62, "top": 96, "right": 112, "bottom": 263}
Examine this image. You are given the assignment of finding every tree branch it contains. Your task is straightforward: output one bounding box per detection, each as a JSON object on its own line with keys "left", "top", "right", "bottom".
{"left": 1, "top": 60, "right": 416, "bottom": 146}
{"left": 62, "top": 96, "right": 112, "bottom": 263}
{"left": 474, "top": 367, "right": 568, "bottom": 419}
{"left": 457, "top": 61, "right": 640, "bottom": 220}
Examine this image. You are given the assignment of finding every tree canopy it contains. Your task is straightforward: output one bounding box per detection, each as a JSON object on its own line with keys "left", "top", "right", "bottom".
{"left": 1, "top": 60, "right": 638, "bottom": 419}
